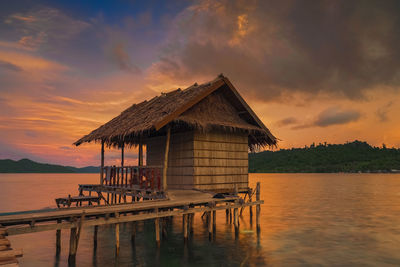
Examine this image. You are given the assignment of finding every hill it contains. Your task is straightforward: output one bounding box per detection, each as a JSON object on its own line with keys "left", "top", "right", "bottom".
{"left": 249, "top": 140, "right": 400, "bottom": 173}
{"left": 0, "top": 159, "right": 99, "bottom": 173}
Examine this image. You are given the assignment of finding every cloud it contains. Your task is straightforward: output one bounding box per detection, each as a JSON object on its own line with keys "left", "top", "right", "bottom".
{"left": 314, "top": 107, "right": 361, "bottom": 127}
{"left": 5, "top": 7, "right": 90, "bottom": 50}
{"left": 0, "top": 60, "right": 22, "bottom": 72}
{"left": 275, "top": 117, "right": 298, "bottom": 127}
{"left": 110, "top": 43, "right": 141, "bottom": 73}
{"left": 150, "top": 0, "right": 400, "bottom": 102}
{"left": 376, "top": 101, "right": 393, "bottom": 122}
{"left": 293, "top": 107, "right": 361, "bottom": 129}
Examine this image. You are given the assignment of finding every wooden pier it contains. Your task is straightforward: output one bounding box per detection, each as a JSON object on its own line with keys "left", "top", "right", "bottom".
{"left": 0, "top": 184, "right": 263, "bottom": 265}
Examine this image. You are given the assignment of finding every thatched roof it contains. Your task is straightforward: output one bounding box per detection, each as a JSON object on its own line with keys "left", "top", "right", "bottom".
{"left": 74, "top": 74, "right": 277, "bottom": 150}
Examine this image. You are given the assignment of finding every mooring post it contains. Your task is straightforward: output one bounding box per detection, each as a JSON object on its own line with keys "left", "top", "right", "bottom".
{"left": 56, "top": 219, "right": 61, "bottom": 254}
{"left": 229, "top": 208, "right": 232, "bottom": 224}
{"left": 115, "top": 213, "right": 120, "bottom": 256}
{"left": 256, "top": 182, "right": 261, "bottom": 235}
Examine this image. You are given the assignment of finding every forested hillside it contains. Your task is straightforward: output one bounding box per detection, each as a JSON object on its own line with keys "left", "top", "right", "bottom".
{"left": 0, "top": 159, "right": 99, "bottom": 173}
{"left": 249, "top": 141, "right": 400, "bottom": 173}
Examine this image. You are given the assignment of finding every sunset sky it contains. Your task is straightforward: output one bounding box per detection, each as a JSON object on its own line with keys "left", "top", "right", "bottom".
{"left": 1, "top": 0, "right": 400, "bottom": 167}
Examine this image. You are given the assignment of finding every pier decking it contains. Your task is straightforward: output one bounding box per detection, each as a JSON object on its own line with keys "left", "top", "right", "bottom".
{"left": 0, "top": 184, "right": 262, "bottom": 265}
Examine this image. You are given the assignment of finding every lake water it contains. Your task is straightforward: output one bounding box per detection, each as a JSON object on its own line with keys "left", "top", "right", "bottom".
{"left": 0, "top": 173, "right": 400, "bottom": 266}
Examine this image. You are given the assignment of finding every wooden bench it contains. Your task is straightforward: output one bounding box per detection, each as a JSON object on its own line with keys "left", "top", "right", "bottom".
{"left": 55, "top": 195, "right": 101, "bottom": 208}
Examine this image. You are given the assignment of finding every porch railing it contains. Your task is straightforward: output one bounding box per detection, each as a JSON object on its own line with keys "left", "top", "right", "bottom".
{"left": 101, "top": 166, "right": 163, "bottom": 191}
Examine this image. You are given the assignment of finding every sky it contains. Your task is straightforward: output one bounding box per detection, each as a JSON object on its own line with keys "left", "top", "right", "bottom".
{"left": 1, "top": 0, "right": 400, "bottom": 167}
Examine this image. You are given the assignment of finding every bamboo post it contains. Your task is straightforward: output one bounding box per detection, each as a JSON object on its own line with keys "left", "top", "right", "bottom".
{"left": 101, "top": 140, "right": 104, "bottom": 185}
{"left": 256, "top": 182, "right": 261, "bottom": 235}
{"left": 56, "top": 219, "right": 61, "bottom": 254}
{"left": 162, "top": 126, "right": 171, "bottom": 192}
{"left": 115, "top": 213, "right": 120, "bottom": 256}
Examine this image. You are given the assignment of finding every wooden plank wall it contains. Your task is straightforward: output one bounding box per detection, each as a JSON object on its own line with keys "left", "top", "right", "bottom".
{"left": 146, "top": 131, "right": 195, "bottom": 189}
{"left": 192, "top": 130, "right": 248, "bottom": 191}
{"left": 146, "top": 130, "right": 249, "bottom": 191}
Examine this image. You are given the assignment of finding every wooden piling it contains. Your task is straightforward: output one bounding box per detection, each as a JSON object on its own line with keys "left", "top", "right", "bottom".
{"left": 183, "top": 214, "right": 188, "bottom": 242}
{"left": 115, "top": 213, "right": 120, "bottom": 256}
{"left": 56, "top": 219, "right": 61, "bottom": 254}
{"left": 234, "top": 207, "right": 239, "bottom": 238}
{"left": 68, "top": 227, "right": 77, "bottom": 263}
{"left": 155, "top": 218, "right": 160, "bottom": 246}
{"left": 131, "top": 221, "right": 136, "bottom": 242}
{"left": 212, "top": 210, "right": 216, "bottom": 230}
{"left": 94, "top": 225, "right": 98, "bottom": 248}
{"left": 249, "top": 188, "right": 253, "bottom": 224}
{"left": 189, "top": 213, "right": 194, "bottom": 234}
{"left": 208, "top": 211, "right": 213, "bottom": 240}
{"left": 256, "top": 182, "right": 261, "bottom": 235}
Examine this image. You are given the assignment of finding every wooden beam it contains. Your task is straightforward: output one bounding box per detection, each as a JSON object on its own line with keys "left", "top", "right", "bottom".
{"left": 6, "top": 201, "right": 264, "bottom": 235}
{"left": 162, "top": 126, "right": 171, "bottom": 192}
{"left": 154, "top": 79, "right": 225, "bottom": 130}
{"left": 0, "top": 249, "right": 23, "bottom": 258}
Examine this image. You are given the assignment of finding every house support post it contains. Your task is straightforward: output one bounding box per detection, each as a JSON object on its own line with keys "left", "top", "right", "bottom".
{"left": 121, "top": 143, "right": 124, "bottom": 167}
{"left": 162, "top": 126, "right": 171, "bottom": 192}
{"left": 100, "top": 140, "right": 105, "bottom": 186}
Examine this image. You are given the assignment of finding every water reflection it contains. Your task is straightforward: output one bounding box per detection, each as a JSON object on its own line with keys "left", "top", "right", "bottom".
{"left": 1, "top": 173, "right": 400, "bottom": 266}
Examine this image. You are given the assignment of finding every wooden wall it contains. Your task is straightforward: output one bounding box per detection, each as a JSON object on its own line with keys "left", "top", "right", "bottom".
{"left": 146, "top": 129, "right": 249, "bottom": 192}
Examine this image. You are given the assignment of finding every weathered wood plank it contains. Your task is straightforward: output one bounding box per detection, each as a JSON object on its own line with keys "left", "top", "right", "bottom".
{"left": 6, "top": 201, "right": 263, "bottom": 235}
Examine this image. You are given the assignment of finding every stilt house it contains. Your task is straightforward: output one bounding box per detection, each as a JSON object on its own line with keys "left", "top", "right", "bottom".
{"left": 74, "top": 74, "right": 277, "bottom": 193}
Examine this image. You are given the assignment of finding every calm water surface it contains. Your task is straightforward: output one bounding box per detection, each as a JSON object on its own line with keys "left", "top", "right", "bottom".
{"left": 0, "top": 173, "right": 400, "bottom": 266}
